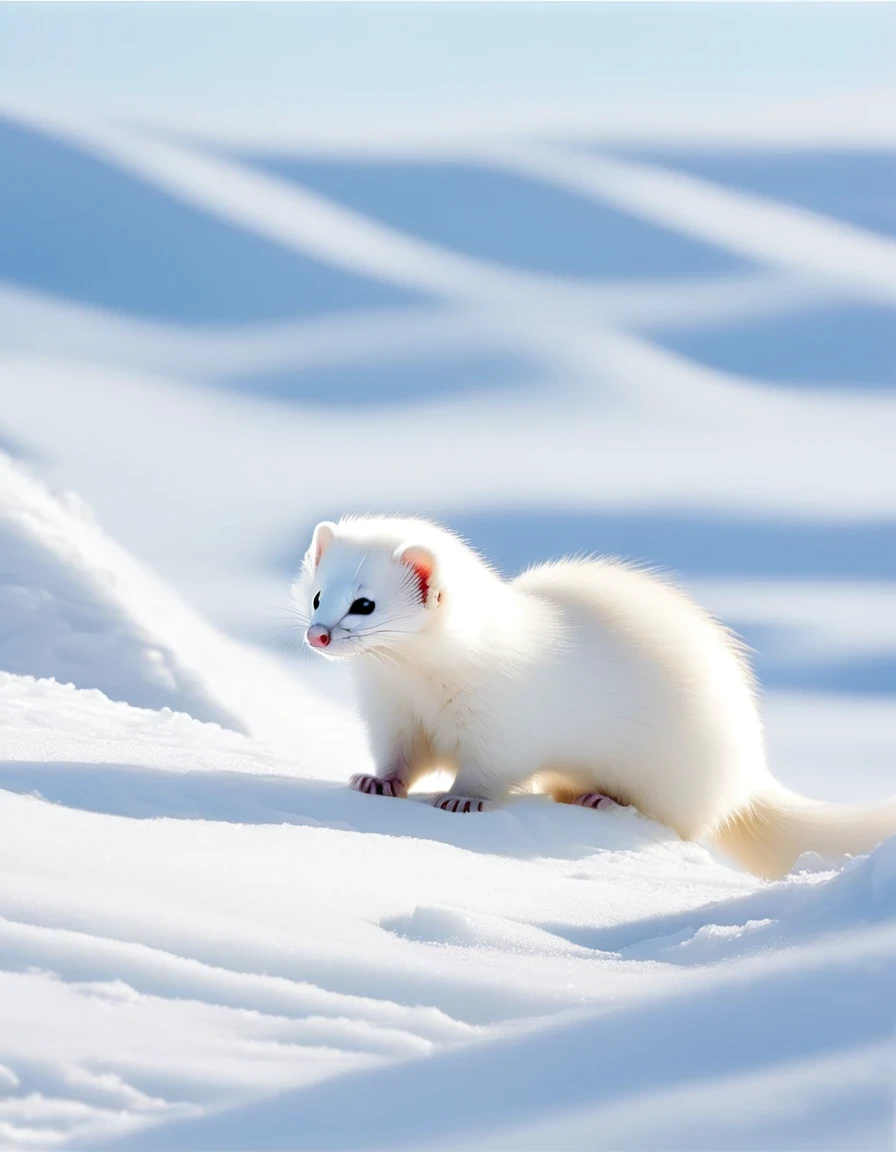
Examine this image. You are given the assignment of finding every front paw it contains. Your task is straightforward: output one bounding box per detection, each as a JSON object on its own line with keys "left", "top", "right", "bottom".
{"left": 350, "top": 774, "right": 407, "bottom": 798}
{"left": 428, "top": 793, "right": 493, "bottom": 813}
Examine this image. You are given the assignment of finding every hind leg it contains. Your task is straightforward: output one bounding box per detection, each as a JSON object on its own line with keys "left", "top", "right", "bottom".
{"left": 570, "top": 792, "right": 621, "bottom": 811}
{"left": 540, "top": 772, "right": 623, "bottom": 811}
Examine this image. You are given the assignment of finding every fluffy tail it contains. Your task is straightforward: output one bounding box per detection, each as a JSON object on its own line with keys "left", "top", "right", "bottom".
{"left": 714, "top": 786, "right": 896, "bottom": 879}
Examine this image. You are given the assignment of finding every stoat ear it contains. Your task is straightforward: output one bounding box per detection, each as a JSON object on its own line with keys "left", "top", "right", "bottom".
{"left": 394, "top": 544, "right": 439, "bottom": 606}
{"left": 309, "top": 521, "right": 337, "bottom": 568}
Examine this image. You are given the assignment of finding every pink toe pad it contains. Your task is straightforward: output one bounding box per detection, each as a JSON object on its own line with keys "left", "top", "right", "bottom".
{"left": 572, "top": 792, "right": 619, "bottom": 810}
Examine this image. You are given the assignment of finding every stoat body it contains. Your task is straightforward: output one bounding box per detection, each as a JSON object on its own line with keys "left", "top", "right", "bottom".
{"left": 294, "top": 515, "right": 896, "bottom": 878}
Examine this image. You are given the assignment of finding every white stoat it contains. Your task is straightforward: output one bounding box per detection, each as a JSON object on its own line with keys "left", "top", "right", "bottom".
{"left": 293, "top": 514, "right": 896, "bottom": 879}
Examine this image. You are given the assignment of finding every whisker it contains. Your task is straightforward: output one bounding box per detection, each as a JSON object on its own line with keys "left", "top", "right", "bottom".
{"left": 349, "top": 626, "right": 417, "bottom": 640}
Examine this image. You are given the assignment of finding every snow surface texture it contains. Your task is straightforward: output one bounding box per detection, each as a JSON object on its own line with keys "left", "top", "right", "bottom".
{"left": 0, "top": 84, "right": 894, "bottom": 1149}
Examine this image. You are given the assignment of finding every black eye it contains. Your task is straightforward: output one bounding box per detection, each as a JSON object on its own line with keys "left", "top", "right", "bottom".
{"left": 349, "top": 598, "right": 375, "bottom": 616}
{"left": 313, "top": 591, "right": 321, "bottom": 610}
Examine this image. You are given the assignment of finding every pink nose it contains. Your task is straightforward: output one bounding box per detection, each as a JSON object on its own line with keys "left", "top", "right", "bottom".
{"left": 306, "top": 625, "right": 331, "bottom": 649}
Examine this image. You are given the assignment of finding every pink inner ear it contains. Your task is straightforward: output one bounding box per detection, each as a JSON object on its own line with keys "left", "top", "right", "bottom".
{"left": 399, "top": 547, "right": 434, "bottom": 604}
{"left": 397, "top": 545, "right": 435, "bottom": 604}
{"left": 410, "top": 560, "right": 430, "bottom": 604}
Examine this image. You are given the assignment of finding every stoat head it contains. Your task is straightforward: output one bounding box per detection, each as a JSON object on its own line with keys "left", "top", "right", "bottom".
{"left": 293, "top": 519, "right": 442, "bottom": 660}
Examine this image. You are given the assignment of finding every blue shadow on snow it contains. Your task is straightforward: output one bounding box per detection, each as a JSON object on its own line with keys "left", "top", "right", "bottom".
{"left": 0, "top": 119, "right": 421, "bottom": 324}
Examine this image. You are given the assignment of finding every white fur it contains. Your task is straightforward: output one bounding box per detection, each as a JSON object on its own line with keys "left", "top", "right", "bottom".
{"left": 293, "top": 515, "right": 896, "bottom": 878}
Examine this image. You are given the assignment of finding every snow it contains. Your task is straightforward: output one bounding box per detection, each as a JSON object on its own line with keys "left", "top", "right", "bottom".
{"left": 0, "top": 457, "right": 240, "bottom": 727}
{"left": 0, "top": 460, "right": 893, "bottom": 1151}
{"left": 0, "top": 71, "right": 894, "bottom": 1150}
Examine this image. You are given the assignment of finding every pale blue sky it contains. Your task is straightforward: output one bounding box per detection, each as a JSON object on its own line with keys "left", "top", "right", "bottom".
{"left": 1, "top": 3, "right": 893, "bottom": 122}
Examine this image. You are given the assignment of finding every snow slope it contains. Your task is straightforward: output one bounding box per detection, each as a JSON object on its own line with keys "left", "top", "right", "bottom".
{"left": 0, "top": 455, "right": 894, "bottom": 1151}
{"left": 0, "top": 82, "right": 894, "bottom": 1149}
{"left": 0, "top": 454, "right": 243, "bottom": 728}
